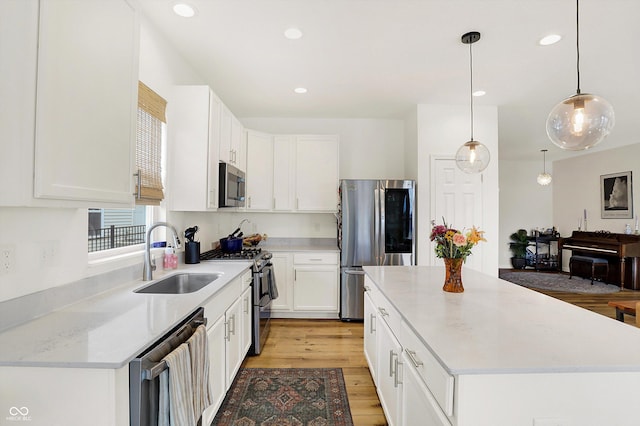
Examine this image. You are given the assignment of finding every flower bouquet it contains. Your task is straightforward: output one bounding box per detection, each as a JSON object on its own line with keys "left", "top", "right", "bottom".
{"left": 430, "top": 218, "right": 486, "bottom": 292}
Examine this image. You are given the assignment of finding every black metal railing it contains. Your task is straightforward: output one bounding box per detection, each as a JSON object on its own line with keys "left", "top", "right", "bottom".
{"left": 88, "top": 225, "right": 146, "bottom": 252}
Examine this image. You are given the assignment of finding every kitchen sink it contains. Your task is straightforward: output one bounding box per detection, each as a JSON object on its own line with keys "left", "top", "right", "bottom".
{"left": 134, "top": 273, "right": 220, "bottom": 294}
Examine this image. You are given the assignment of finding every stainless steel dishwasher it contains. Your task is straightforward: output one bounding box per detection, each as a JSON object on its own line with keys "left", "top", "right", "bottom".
{"left": 129, "top": 307, "right": 206, "bottom": 426}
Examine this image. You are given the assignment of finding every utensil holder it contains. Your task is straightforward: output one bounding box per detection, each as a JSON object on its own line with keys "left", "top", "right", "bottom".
{"left": 184, "top": 241, "right": 200, "bottom": 264}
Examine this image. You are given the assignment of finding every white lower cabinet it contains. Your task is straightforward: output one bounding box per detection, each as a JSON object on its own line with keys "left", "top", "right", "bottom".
{"left": 205, "top": 314, "right": 227, "bottom": 416}
{"left": 293, "top": 267, "right": 338, "bottom": 312}
{"left": 401, "top": 350, "right": 451, "bottom": 426}
{"left": 363, "top": 289, "right": 377, "bottom": 383}
{"left": 201, "top": 270, "right": 252, "bottom": 423}
{"left": 376, "top": 314, "right": 403, "bottom": 426}
{"left": 0, "top": 365, "right": 129, "bottom": 425}
{"left": 365, "top": 275, "right": 452, "bottom": 426}
{"left": 271, "top": 251, "right": 339, "bottom": 318}
{"left": 271, "top": 252, "right": 293, "bottom": 312}
{"left": 241, "top": 285, "right": 252, "bottom": 355}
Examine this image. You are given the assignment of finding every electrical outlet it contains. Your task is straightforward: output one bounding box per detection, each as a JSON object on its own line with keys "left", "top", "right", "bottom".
{"left": 40, "top": 241, "right": 59, "bottom": 267}
{"left": 0, "top": 245, "right": 16, "bottom": 275}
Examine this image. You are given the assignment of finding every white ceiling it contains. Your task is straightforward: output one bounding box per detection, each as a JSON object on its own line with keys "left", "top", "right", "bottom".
{"left": 138, "top": 0, "right": 640, "bottom": 161}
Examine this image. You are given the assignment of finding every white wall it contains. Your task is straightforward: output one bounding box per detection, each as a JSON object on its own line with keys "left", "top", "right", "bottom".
{"left": 415, "top": 104, "right": 499, "bottom": 276}
{"left": 553, "top": 143, "right": 640, "bottom": 269}
{"left": 498, "top": 159, "right": 553, "bottom": 268}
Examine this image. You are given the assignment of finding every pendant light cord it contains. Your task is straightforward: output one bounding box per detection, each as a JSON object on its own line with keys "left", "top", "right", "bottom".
{"left": 469, "top": 41, "right": 474, "bottom": 141}
{"left": 576, "top": 0, "right": 581, "bottom": 94}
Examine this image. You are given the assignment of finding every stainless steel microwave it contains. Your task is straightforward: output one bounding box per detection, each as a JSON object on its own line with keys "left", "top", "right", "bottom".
{"left": 219, "top": 162, "right": 245, "bottom": 207}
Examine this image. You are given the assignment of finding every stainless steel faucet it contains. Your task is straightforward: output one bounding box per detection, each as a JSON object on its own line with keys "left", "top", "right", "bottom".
{"left": 143, "top": 222, "right": 181, "bottom": 281}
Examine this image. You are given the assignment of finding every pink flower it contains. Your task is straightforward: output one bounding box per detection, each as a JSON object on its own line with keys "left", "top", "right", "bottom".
{"left": 452, "top": 233, "right": 467, "bottom": 247}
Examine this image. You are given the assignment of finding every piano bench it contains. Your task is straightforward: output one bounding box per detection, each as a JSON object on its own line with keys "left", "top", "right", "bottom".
{"left": 569, "top": 255, "right": 609, "bottom": 284}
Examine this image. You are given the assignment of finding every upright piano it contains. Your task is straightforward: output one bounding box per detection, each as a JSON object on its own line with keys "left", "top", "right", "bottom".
{"left": 558, "top": 231, "right": 640, "bottom": 289}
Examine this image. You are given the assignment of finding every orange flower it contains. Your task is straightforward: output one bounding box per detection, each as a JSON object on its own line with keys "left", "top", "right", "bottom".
{"left": 466, "top": 226, "right": 487, "bottom": 245}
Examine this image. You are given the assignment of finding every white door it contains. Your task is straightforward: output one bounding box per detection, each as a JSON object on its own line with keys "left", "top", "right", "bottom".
{"left": 431, "top": 157, "right": 484, "bottom": 272}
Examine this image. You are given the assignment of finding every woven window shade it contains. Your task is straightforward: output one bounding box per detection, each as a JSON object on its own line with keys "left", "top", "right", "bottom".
{"left": 135, "top": 82, "right": 166, "bottom": 205}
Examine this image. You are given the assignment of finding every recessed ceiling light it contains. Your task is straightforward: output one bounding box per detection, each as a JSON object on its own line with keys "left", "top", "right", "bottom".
{"left": 172, "top": 3, "right": 196, "bottom": 18}
{"left": 294, "top": 87, "right": 307, "bottom": 94}
{"left": 473, "top": 90, "right": 486, "bottom": 97}
{"left": 284, "top": 28, "right": 303, "bottom": 40}
{"left": 539, "top": 34, "right": 562, "bottom": 46}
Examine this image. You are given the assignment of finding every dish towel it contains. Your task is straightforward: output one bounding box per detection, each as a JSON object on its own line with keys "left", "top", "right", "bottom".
{"left": 158, "top": 343, "right": 196, "bottom": 426}
{"left": 268, "top": 273, "right": 279, "bottom": 300}
{"left": 187, "top": 324, "right": 213, "bottom": 419}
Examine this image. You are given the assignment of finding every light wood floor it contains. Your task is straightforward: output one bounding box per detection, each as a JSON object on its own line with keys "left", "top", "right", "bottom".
{"left": 241, "top": 281, "right": 640, "bottom": 426}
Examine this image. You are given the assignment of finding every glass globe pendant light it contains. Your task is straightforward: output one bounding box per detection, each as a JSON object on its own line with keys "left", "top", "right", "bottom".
{"left": 456, "top": 31, "right": 490, "bottom": 174}
{"left": 546, "top": 0, "right": 615, "bottom": 150}
{"left": 537, "top": 149, "right": 552, "bottom": 185}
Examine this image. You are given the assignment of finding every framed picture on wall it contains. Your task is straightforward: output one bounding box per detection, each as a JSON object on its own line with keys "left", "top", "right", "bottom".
{"left": 601, "top": 171, "right": 633, "bottom": 219}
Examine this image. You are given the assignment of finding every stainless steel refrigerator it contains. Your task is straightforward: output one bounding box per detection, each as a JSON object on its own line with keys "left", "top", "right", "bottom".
{"left": 339, "top": 179, "right": 415, "bottom": 320}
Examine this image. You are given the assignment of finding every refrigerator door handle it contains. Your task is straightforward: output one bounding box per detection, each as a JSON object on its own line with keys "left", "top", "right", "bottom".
{"left": 374, "top": 187, "right": 381, "bottom": 265}
{"left": 378, "top": 184, "right": 386, "bottom": 265}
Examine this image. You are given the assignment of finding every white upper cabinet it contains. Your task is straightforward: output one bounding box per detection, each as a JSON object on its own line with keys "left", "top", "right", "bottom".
{"left": 295, "top": 135, "right": 339, "bottom": 212}
{"left": 1, "top": 0, "right": 139, "bottom": 207}
{"left": 167, "top": 86, "right": 221, "bottom": 211}
{"left": 245, "top": 130, "right": 274, "bottom": 210}
{"left": 244, "top": 133, "right": 339, "bottom": 213}
{"left": 219, "top": 105, "right": 246, "bottom": 171}
{"left": 273, "top": 136, "right": 296, "bottom": 211}
{"left": 34, "top": 0, "right": 139, "bottom": 205}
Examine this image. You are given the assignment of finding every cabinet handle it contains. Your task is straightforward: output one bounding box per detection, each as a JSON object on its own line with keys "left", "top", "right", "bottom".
{"left": 389, "top": 350, "right": 395, "bottom": 377}
{"left": 244, "top": 297, "right": 249, "bottom": 314}
{"left": 248, "top": 196, "right": 251, "bottom": 208}
{"left": 224, "top": 321, "right": 230, "bottom": 341}
{"left": 369, "top": 313, "right": 376, "bottom": 334}
{"left": 405, "top": 349, "right": 423, "bottom": 368}
{"left": 378, "top": 307, "right": 389, "bottom": 317}
{"left": 230, "top": 314, "right": 236, "bottom": 336}
{"left": 133, "top": 169, "right": 141, "bottom": 199}
{"left": 394, "top": 356, "right": 403, "bottom": 388}
{"left": 309, "top": 258, "right": 322, "bottom": 262}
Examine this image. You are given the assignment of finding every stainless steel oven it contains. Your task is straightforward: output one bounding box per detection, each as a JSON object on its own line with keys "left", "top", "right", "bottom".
{"left": 251, "top": 253, "right": 277, "bottom": 355}
{"left": 200, "top": 248, "right": 278, "bottom": 355}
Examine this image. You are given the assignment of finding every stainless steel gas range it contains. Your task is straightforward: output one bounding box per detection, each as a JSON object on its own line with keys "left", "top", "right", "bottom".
{"left": 200, "top": 247, "right": 277, "bottom": 355}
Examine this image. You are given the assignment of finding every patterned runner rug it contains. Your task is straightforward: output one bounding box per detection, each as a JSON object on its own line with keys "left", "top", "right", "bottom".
{"left": 499, "top": 270, "right": 621, "bottom": 294}
{"left": 211, "top": 368, "right": 354, "bottom": 426}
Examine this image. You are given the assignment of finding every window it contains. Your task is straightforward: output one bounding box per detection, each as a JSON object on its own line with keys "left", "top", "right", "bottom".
{"left": 88, "top": 82, "right": 167, "bottom": 253}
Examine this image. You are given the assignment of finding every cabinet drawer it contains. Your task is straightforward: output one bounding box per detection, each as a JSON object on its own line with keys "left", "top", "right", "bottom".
{"left": 293, "top": 252, "right": 338, "bottom": 265}
{"left": 365, "top": 279, "right": 402, "bottom": 340}
{"left": 401, "top": 321, "right": 454, "bottom": 417}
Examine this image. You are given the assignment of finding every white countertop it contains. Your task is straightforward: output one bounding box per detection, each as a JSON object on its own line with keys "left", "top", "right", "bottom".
{"left": 363, "top": 265, "right": 640, "bottom": 375}
{"left": 0, "top": 261, "right": 251, "bottom": 369}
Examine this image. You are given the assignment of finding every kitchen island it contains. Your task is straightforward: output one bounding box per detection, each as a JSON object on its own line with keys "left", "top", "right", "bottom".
{"left": 363, "top": 265, "right": 640, "bottom": 426}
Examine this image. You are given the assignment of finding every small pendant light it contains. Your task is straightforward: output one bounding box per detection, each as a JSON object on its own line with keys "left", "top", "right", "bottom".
{"left": 456, "top": 31, "right": 490, "bottom": 174}
{"left": 537, "top": 149, "right": 552, "bottom": 186}
{"left": 546, "top": 0, "right": 615, "bottom": 150}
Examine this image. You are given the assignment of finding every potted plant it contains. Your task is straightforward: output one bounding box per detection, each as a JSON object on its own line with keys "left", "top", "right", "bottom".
{"left": 508, "top": 229, "right": 529, "bottom": 269}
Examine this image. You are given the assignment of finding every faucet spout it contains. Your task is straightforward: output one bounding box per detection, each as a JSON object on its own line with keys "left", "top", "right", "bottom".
{"left": 143, "top": 222, "right": 181, "bottom": 281}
